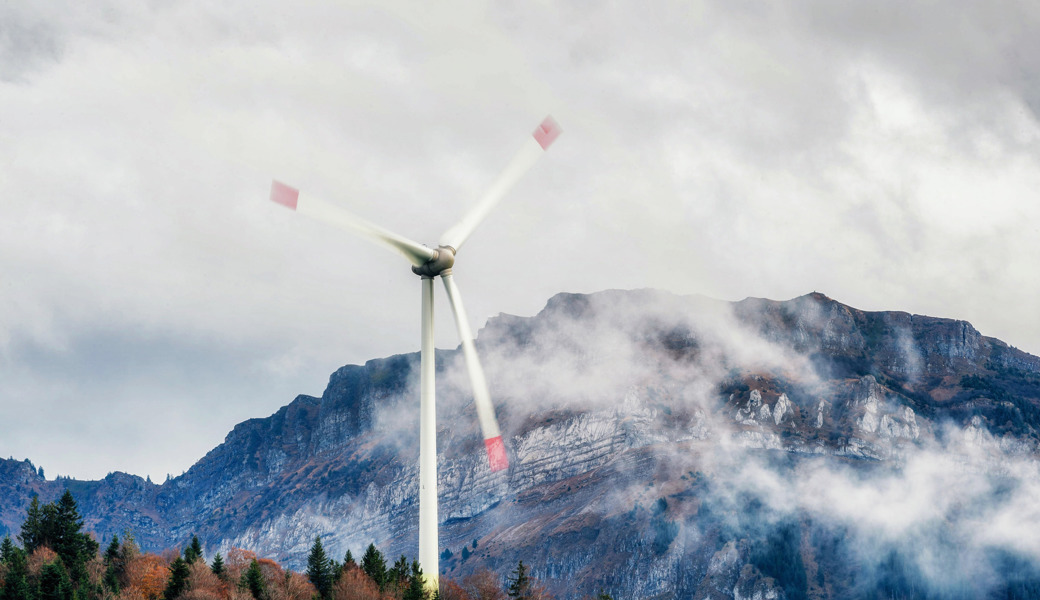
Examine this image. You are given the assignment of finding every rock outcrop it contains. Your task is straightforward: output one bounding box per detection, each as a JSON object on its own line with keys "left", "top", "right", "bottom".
{"left": 3, "top": 290, "right": 1040, "bottom": 599}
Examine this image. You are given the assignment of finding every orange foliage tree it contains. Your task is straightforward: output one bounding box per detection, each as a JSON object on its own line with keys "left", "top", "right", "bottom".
{"left": 333, "top": 566, "right": 384, "bottom": 600}
{"left": 122, "top": 553, "right": 170, "bottom": 600}
{"left": 464, "top": 569, "right": 505, "bottom": 600}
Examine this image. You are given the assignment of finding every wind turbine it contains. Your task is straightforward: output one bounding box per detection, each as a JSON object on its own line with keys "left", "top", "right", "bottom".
{"left": 270, "top": 116, "right": 561, "bottom": 592}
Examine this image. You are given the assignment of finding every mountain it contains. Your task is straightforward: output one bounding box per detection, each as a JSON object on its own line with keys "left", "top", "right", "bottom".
{"left": 4, "top": 290, "right": 1040, "bottom": 599}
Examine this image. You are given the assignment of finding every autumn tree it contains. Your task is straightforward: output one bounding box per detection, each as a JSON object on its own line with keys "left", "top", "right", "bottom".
{"left": 182, "top": 559, "right": 227, "bottom": 600}
{"left": 332, "top": 567, "right": 381, "bottom": 600}
{"left": 464, "top": 569, "right": 505, "bottom": 600}
{"left": 122, "top": 552, "right": 169, "bottom": 600}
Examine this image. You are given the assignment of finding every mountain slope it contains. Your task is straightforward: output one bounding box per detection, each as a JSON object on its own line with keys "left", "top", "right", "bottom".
{"left": 3, "top": 290, "right": 1040, "bottom": 599}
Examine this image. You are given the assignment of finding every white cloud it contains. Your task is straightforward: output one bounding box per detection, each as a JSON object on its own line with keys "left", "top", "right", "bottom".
{"left": 2, "top": 0, "right": 1040, "bottom": 479}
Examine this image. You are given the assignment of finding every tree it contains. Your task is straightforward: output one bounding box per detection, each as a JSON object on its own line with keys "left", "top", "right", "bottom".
{"left": 211, "top": 553, "right": 225, "bottom": 578}
{"left": 360, "top": 544, "right": 386, "bottom": 591}
{"left": 185, "top": 535, "right": 204, "bottom": 564}
{"left": 464, "top": 569, "right": 505, "bottom": 600}
{"left": 402, "top": 560, "right": 427, "bottom": 600}
{"left": 103, "top": 535, "right": 123, "bottom": 593}
{"left": 164, "top": 556, "right": 191, "bottom": 600}
{"left": 344, "top": 549, "right": 355, "bottom": 567}
{"left": 50, "top": 490, "right": 100, "bottom": 585}
{"left": 0, "top": 535, "right": 16, "bottom": 563}
{"left": 0, "top": 544, "right": 31, "bottom": 600}
{"left": 240, "top": 559, "right": 267, "bottom": 600}
{"left": 19, "top": 496, "right": 44, "bottom": 553}
{"left": 507, "top": 561, "right": 530, "bottom": 600}
{"left": 306, "top": 537, "right": 333, "bottom": 599}
{"left": 39, "top": 560, "right": 73, "bottom": 600}
{"left": 389, "top": 555, "right": 410, "bottom": 589}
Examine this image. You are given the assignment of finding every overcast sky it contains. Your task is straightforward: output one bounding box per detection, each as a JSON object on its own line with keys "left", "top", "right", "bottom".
{"left": 2, "top": 1, "right": 1039, "bottom": 482}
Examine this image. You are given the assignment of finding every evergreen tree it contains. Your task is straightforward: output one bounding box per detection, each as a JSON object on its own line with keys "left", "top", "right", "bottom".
{"left": 18, "top": 496, "right": 44, "bottom": 553}
{"left": 50, "top": 490, "right": 99, "bottom": 587}
{"left": 306, "top": 537, "right": 333, "bottom": 600}
{"left": 103, "top": 535, "right": 120, "bottom": 565}
{"left": 39, "top": 560, "right": 73, "bottom": 600}
{"left": 240, "top": 559, "right": 267, "bottom": 600}
{"left": 0, "top": 535, "right": 15, "bottom": 563}
{"left": 507, "top": 561, "right": 531, "bottom": 600}
{"left": 344, "top": 549, "right": 355, "bottom": 566}
{"left": 211, "top": 552, "right": 226, "bottom": 578}
{"left": 389, "top": 555, "right": 409, "bottom": 587}
{"left": 361, "top": 543, "right": 387, "bottom": 591}
{"left": 164, "top": 556, "right": 191, "bottom": 600}
{"left": 0, "top": 545, "right": 31, "bottom": 600}
{"left": 103, "top": 535, "right": 122, "bottom": 593}
{"left": 184, "top": 535, "right": 203, "bottom": 564}
{"left": 402, "top": 560, "right": 426, "bottom": 600}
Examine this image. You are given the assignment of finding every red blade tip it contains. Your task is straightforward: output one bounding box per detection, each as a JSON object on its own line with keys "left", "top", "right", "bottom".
{"left": 270, "top": 180, "right": 299, "bottom": 210}
{"left": 485, "top": 436, "right": 509, "bottom": 472}
{"left": 533, "top": 116, "right": 561, "bottom": 150}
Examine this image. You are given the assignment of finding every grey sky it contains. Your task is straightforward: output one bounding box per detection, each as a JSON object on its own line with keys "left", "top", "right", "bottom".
{"left": 1, "top": 1, "right": 1038, "bottom": 481}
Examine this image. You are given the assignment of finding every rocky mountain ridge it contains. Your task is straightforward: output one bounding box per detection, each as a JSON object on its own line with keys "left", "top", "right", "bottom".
{"left": 3, "top": 290, "right": 1040, "bottom": 599}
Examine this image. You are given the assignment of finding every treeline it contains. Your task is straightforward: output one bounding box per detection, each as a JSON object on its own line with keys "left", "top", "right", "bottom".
{"left": 0, "top": 490, "right": 605, "bottom": 600}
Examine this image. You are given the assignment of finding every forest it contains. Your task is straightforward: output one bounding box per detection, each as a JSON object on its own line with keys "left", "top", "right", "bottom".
{"left": 0, "top": 490, "right": 605, "bottom": 600}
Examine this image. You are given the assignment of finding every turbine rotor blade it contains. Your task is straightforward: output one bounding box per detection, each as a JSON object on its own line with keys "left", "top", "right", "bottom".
{"left": 270, "top": 181, "right": 437, "bottom": 267}
{"left": 440, "top": 273, "right": 508, "bottom": 472}
{"left": 439, "top": 116, "right": 562, "bottom": 252}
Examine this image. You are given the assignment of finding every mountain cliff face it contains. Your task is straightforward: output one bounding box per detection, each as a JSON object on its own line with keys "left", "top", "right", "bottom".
{"left": 3, "top": 290, "right": 1040, "bottom": 599}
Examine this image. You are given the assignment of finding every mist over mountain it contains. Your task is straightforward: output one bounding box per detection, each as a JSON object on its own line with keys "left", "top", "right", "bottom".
{"left": 4, "top": 289, "right": 1040, "bottom": 599}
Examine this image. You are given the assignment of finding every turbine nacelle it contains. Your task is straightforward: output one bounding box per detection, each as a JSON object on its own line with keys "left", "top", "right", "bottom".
{"left": 411, "top": 246, "right": 456, "bottom": 278}
{"left": 271, "top": 115, "right": 561, "bottom": 593}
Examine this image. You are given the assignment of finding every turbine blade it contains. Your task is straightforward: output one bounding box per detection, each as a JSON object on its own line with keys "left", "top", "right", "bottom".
{"left": 270, "top": 181, "right": 437, "bottom": 267}
{"left": 439, "top": 116, "right": 562, "bottom": 252}
{"left": 440, "top": 273, "right": 508, "bottom": 472}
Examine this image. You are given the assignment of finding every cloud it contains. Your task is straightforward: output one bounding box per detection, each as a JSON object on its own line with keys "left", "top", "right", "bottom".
{"left": 3, "top": 0, "right": 1040, "bottom": 481}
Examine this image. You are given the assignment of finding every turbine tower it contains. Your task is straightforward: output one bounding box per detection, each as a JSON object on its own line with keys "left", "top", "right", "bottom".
{"left": 270, "top": 116, "right": 561, "bottom": 592}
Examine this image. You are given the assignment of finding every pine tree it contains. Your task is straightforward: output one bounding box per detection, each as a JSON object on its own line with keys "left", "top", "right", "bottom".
{"left": 211, "top": 553, "right": 226, "bottom": 578}
{"left": 39, "top": 560, "right": 73, "bottom": 600}
{"left": 361, "top": 543, "right": 387, "bottom": 591}
{"left": 306, "top": 537, "right": 333, "bottom": 600}
{"left": 0, "top": 544, "right": 30, "bottom": 600}
{"left": 507, "top": 561, "right": 531, "bottom": 600}
{"left": 164, "top": 556, "right": 191, "bottom": 600}
{"left": 103, "top": 535, "right": 120, "bottom": 565}
{"left": 50, "top": 490, "right": 99, "bottom": 586}
{"left": 389, "top": 554, "right": 409, "bottom": 587}
{"left": 0, "top": 535, "right": 15, "bottom": 563}
{"left": 18, "top": 496, "right": 44, "bottom": 553}
{"left": 344, "top": 549, "right": 355, "bottom": 566}
{"left": 240, "top": 559, "right": 267, "bottom": 600}
{"left": 184, "top": 535, "right": 203, "bottom": 564}
{"left": 103, "top": 535, "right": 122, "bottom": 593}
{"left": 402, "top": 560, "right": 427, "bottom": 600}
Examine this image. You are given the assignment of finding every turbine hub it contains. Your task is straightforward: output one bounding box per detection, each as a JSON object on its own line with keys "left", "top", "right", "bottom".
{"left": 412, "top": 245, "right": 456, "bottom": 278}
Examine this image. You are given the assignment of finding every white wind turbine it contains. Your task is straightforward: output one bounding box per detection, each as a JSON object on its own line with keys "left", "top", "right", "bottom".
{"left": 270, "top": 116, "right": 561, "bottom": 592}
